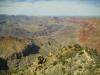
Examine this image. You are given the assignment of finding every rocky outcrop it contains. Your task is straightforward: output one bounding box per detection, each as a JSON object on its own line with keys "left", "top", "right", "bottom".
{"left": 22, "top": 44, "right": 100, "bottom": 75}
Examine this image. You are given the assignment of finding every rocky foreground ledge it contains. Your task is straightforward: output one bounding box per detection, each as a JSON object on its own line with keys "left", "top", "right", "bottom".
{"left": 0, "top": 44, "right": 99, "bottom": 75}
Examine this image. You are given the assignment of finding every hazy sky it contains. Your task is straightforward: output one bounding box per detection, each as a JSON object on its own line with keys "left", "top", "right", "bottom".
{"left": 0, "top": 0, "right": 100, "bottom": 16}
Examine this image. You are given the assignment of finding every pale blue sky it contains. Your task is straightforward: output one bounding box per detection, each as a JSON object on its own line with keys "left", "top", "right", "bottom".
{"left": 0, "top": 0, "right": 100, "bottom": 16}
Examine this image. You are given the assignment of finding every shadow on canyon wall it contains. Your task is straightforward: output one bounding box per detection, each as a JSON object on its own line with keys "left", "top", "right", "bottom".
{"left": 0, "top": 58, "right": 9, "bottom": 70}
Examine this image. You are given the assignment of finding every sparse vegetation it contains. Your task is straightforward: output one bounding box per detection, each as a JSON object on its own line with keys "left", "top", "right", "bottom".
{"left": 0, "top": 43, "right": 100, "bottom": 75}
{"left": 0, "top": 16, "right": 100, "bottom": 75}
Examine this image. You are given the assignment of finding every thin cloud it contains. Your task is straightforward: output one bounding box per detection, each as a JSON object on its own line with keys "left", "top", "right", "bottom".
{"left": 0, "top": 0, "right": 100, "bottom": 16}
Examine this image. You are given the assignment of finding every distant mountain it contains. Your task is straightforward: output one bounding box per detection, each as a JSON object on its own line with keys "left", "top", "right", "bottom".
{"left": 0, "top": 15, "right": 100, "bottom": 54}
